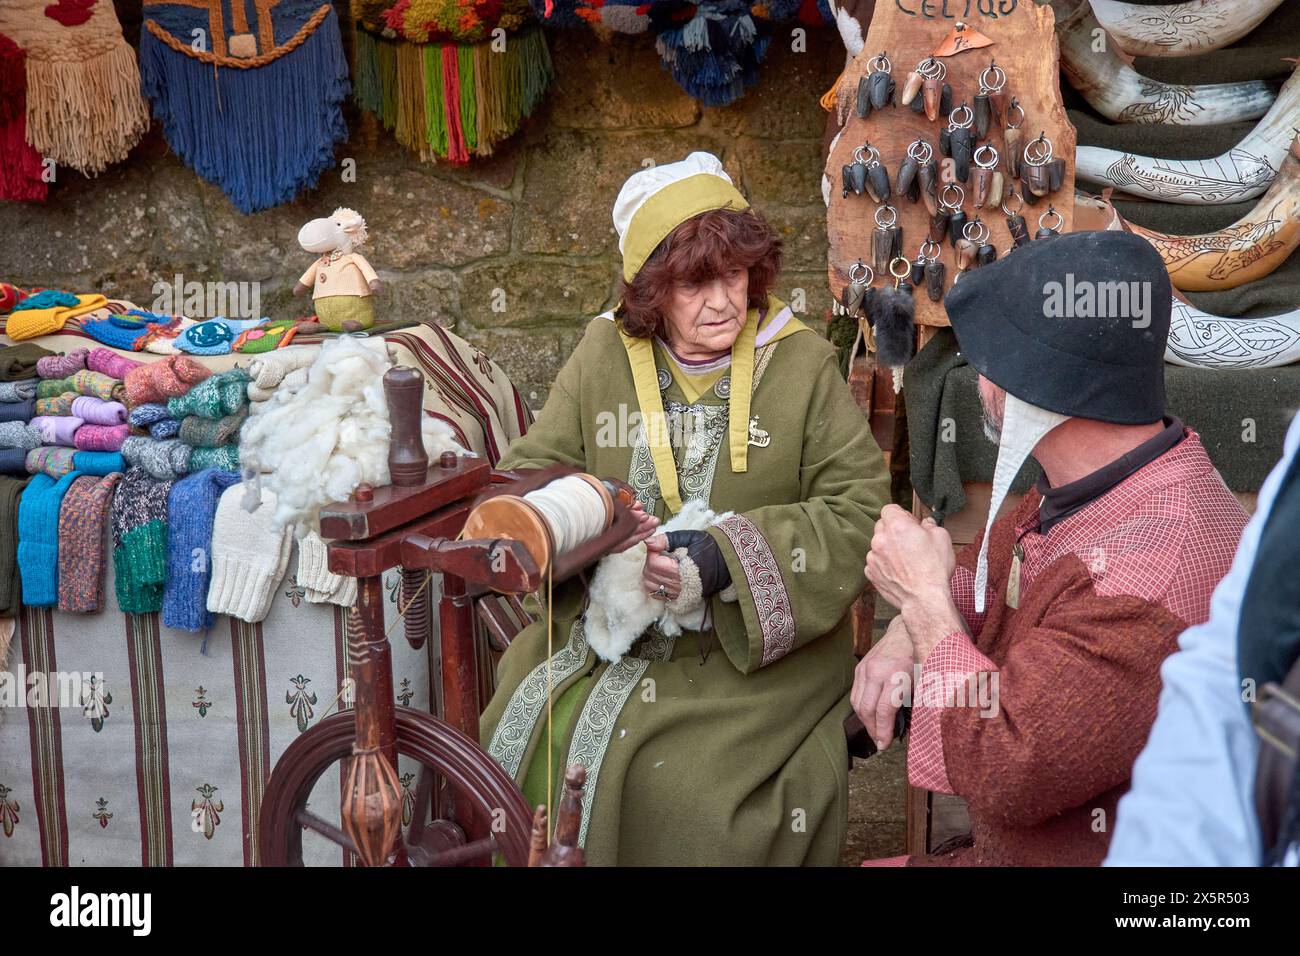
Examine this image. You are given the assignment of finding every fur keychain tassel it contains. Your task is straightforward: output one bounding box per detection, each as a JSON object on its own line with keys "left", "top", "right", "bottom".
{"left": 869, "top": 283, "right": 916, "bottom": 391}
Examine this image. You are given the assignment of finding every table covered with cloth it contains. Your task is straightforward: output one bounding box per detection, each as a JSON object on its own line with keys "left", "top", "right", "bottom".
{"left": 0, "top": 319, "right": 531, "bottom": 866}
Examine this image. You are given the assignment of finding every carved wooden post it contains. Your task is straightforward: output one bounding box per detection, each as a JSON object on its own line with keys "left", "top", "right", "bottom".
{"left": 539, "top": 764, "right": 587, "bottom": 867}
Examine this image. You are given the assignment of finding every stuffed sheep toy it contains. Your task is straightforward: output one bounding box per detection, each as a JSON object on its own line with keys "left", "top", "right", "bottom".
{"left": 293, "top": 208, "right": 382, "bottom": 332}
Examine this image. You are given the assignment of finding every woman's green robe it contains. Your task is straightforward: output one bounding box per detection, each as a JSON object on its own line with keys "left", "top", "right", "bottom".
{"left": 480, "top": 302, "right": 889, "bottom": 865}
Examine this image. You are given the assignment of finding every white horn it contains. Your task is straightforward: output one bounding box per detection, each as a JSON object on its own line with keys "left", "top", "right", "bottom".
{"left": 1124, "top": 134, "right": 1300, "bottom": 291}
{"left": 1076, "top": 66, "right": 1300, "bottom": 203}
{"left": 1090, "top": 0, "right": 1287, "bottom": 58}
{"left": 1050, "top": 0, "right": 1276, "bottom": 125}
{"left": 1166, "top": 294, "right": 1300, "bottom": 369}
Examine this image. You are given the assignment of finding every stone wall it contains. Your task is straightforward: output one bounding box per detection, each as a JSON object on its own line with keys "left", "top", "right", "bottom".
{"left": 0, "top": 28, "right": 843, "bottom": 408}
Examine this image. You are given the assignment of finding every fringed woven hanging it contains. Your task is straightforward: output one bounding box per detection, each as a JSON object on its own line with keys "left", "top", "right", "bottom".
{"left": 0, "top": 1, "right": 149, "bottom": 176}
{"left": 351, "top": 3, "right": 553, "bottom": 165}
{"left": 531, "top": 0, "right": 833, "bottom": 106}
{"left": 138, "top": 1, "right": 351, "bottom": 214}
{"left": 0, "top": 32, "right": 48, "bottom": 202}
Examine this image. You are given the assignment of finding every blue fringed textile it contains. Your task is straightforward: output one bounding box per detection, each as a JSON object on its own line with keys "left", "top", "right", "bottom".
{"left": 138, "top": 1, "right": 350, "bottom": 214}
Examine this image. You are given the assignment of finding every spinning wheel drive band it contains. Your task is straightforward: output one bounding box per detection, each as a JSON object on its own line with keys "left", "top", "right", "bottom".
{"left": 462, "top": 473, "right": 616, "bottom": 584}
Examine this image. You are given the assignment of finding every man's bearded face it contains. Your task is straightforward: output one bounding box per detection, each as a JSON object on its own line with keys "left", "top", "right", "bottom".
{"left": 977, "top": 375, "right": 1006, "bottom": 443}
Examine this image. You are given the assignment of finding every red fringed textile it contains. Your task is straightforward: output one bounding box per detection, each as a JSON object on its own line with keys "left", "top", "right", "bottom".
{"left": 441, "top": 45, "right": 470, "bottom": 164}
{"left": 0, "top": 30, "right": 48, "bottom": 202}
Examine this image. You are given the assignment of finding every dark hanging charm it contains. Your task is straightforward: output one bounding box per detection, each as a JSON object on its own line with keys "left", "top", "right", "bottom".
{"left": 921, "top": 58, "right": 946, "bottom": 122}
{"left": 909, "top": 93, "right": 926, "bottom": 115}
{"left": 1047, "top": 158, "right": 1066, "bottom": 192}
{"left": 841, "top": 259, "right": 874, "bottom": 317}
{"left": 1035, "top": 205, "right": 1064, "bottom": 240}
{"left": 971, "top": 144, "right": 1004, "bottom": 210}
{"left": 976, "top": 242, "right": 998, "bottom": 266}
{"left": 1003, "top": 194, "right": 1031, "bottom": 247}
{"left": 872, "top": 204, "right": 903, "bottom": 274}
{"left": 896, "top": 139, "right": 932, "bottom": 203}
{"left": 855, "top": 76, "right": 873, "bottom": 119}
{"left": 1004, "top": 99, "right": 1025, "bottom": 179}
{"left": 1021, "top": 132, "right": 1054, "bottom": 205}
{"left": 918, "top": 238, "right": 945, "bottom": 302}
{"left": 937, "top": 183, "right": 964, "bottom": 246}
{"left": 867, "top": 52, "right": 894, "bottom": 111}
{"left": 946, "top": 104, "right": 975, "bottom": 183}
{"left": 917, "top": 152, "right": 939, "bottom": 216}
{"left": 859, "top": 144, "right": 891, "bottom": 202}
{"left": 973, "top": 61, "right": 1006, "bottom": 138}
{"left": 959, "top": 219, "right": 991, "bottom": 270}
{"left": 938, "top": 82, "right": 953, "bottom": 118}
{"left": 939, "top": 127, "right": 952, "bottom": 158}
{"left": 841, "top": 158, "right": 867, "bottom": 198}
{"left": 948, "top": 208, "right": 968, "bottom": 247}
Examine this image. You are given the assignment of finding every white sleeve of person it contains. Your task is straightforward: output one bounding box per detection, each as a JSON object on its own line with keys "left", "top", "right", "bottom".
{"left": 206, "top": 484, "right": 294, "bottom": 623}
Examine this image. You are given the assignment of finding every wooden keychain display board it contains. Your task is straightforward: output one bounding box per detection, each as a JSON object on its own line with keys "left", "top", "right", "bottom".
{"left": 825, "top": 2, "right": 1077, "bottom": 328}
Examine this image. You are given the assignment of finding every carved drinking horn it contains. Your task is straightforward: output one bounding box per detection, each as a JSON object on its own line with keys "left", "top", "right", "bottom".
{"left": 1089, "top": 0, "right": 1287, "bottom": 59}
{"left": 1123, "top": 133, "right": 1300, "bottom": 291}
{"left": 1048, "top": 0, "right": 1276, "bottom": 126}
{"left": 1075, "top": 66, "right": 1300, "bottom": 204}
{"left": 1164, "top": 292, "right": 1300, "bottom": 370}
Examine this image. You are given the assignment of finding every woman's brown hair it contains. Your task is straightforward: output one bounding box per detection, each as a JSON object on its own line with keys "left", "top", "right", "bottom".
{"left": 616, "top": 208, "right": 783, "bottom": 339}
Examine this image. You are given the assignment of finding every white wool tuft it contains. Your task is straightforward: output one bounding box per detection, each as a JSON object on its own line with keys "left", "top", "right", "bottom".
{"left": 238, "top": 336, "right": 471, "bottom": 531}
{"left": 583, "top": 499, "right": 732, "bottom": 663}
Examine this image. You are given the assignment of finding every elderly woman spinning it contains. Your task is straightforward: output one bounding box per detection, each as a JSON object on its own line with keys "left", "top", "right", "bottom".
{"left": 480, "top": 152, "right": 888, "bottom": 865}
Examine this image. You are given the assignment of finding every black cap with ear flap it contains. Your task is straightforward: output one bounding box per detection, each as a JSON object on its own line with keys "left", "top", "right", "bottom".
{"left": 942, "top": 230, "right": 1171, "bottom": 425}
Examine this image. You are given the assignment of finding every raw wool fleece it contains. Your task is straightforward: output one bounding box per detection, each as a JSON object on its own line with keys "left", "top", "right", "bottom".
{"left": 239, "top": 335, "right": 470, "bottom": 531}
{"left": 583, "top": 499, "right": 732, "bottom": 663}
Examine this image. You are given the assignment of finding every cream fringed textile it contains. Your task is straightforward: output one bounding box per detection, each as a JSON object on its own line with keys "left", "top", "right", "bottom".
{"left": 0, "top": 1, "right": 148, "bottom": 175}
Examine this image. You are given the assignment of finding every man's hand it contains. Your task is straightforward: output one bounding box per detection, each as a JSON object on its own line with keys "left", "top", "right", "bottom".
{"left": 642, "top": 534, "right": 681, "bottom": 600}
{"left": 865, "top": 504, "right": 955, "bottom": 613}
{"left": 612, "top": 501, "right": 659, "bottom": 554}
{"left": 851, "top": 617, "right": 915, "bottom": 752}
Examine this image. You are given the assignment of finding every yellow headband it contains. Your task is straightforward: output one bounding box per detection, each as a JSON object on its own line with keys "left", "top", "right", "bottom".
{"left": 621, "top": 173, "right": 751, "bottom": 282}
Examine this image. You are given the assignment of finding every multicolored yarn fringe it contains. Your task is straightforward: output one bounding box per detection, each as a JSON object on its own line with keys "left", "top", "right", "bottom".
{"left": 360, "top": 0, "right": 535, "bottom": 44}
{"left": 353, "top": 26, "right": 553, "bottom": 164}
{"left": 530, "top": 0, "right": 833, "bottom": 105}
{"left": 138, "top": 1, "right": 350, "bottom": 214}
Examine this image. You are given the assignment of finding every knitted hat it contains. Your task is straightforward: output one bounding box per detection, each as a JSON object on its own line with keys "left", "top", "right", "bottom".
{"left": 179, "top": 407, "right": 247, "bottom": 448}
{"left": 0, "top": 422, "right": 41, "bottom": 450}
{"left": 0, "top": 398, "right": 35, "bottom": 423}
{"left": 9, "top": 289, "right": 76, "bottom": 313}
{"left": 35, "top": 347, "right": 89, "bottom": 379}
{"left": 72, "top": 451, "right": 125, "bottom": 476}
{"left": 0, "top": 475, "right": 29, "bottom": 615}
{"left": 110, "top": 466, "right": 175, "bottom": 614}
{"left": 5, "top": 293, "right": 108, "bottom": 341}
{"left": 140, "top": 317, "right": 193, "bottom": 356}
{"left": 34, "top": 393, "right": 75, "bottom": 417}
{"left": 18, "top": 470, "right": 81, "bottom": 607}
{"left": 80, "top": 314, "right": 150, "bottom": 351}
{"left": 189, "top": 444, "right": 240, "bottom": 473}
{"left": 174, "top": 317, "right": 266, "bottom": 356}
{"left": 124, "top": 355, "right": 211, "bottom": 406}
{"left": 87, "top": 347, "right": 145, "bottom": 381}
{"left": 235, "top": 319, "right": 298, "bottom": 354}
{"left": 37, "top": 376, "right": 76, "bottom": 400}
{"left": 0, "top": 448, "right": 28, "bottom": 476}
{"left": 75, "top": 423, "right": 129, "bottom": 452}
{"left": 121, "top": 436, "right": 192, "bottom": 481}
{"left": 295, "top": 530, "right": 357, "bottom": 606}
{"left": 167, "top": 368, "right": 250, "bottom": 420}
{"left": 57, "top": 472, "right": 122, "bottom": 614}
{"left": 70, "top": 370, "right": 120, "bottom": 401}
{"left": 162, "top": 468, "right": 241, "bottom": 632}
{"left": 71, "top": 396, "right": 127, "bottom": 425}
{"left": 0, "top": 380, "right": 36, "bottom": 402}
{"left": 30, "top": 415, "right": 84, "bottom": 446}
{"left": 0, "top": 343, "right": 55, "bottom": 380}
{"left": 613, "top": 151, "right": 750, "bottom": 282}
{"left": 206, "top": 483, "right": 292, "bottom": 623}
{"left": 26, "top": 447, "right": 77, "bottom": 478}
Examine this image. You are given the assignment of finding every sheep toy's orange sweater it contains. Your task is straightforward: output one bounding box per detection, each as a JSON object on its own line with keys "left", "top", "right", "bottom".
{"left": 908, "top": 432, "right": 1247, "bottom": 867}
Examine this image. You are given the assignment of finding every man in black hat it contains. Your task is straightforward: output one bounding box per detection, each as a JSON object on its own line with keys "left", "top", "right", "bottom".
{"left": 852, "top": 230, "right": 1248, "bottom": 866}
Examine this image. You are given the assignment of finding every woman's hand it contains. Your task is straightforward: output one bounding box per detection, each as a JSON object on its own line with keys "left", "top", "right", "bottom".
{"left": 613, "top": 501, "right": 660, "bottom": 554}
{"left": 641, "top": 534, "right": 682, "bottom": 601}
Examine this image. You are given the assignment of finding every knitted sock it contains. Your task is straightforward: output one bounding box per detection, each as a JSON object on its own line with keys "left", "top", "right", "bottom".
{"left": 124, "top": 355, "right": 211, "bottom": 406}
{"left": 179, "top": 408, "right": 247, "bottom": 448}
{"left": 26, "top": 447, "right": 76, "bottom": 478}
{"left": 149, "top": 419, "right": 180, "bottom": 439}
{"left": 0, "top": 380, "right": 36, "bottom": 402}
{"left": 127, "top": 403, "right": 170, "bottom": 428}
{"left": 17, "top": 470, "right": 80, "bottom": 607}
{"left": 58, "top": 472, "right": 122, "bottom": 613}
{"left": 167, "top": 368, "right": 251, "bottom": 420}
{"left": 111, "top": 467, "right": 175, "bottom": 614}
{"left": 0, "top": 448, "right": 27, "bottom": 476}
{"left": 34, "top": 394, "right": 74, "bottom": 416}
{"left": 0, "top": 422, "right": 41, "bottom": 450}
{"left": 0, "top": 343, "right": 55, "bottom": 381}
{"left": 189, "top": 444, "right": 240, "bottom": 473}
{"left": 0, "top": 398, "right": 35, "bottom": 423}
{"left": 0, "top": 475, "right": 29, "bottom": 615}
{"left": 70, "top": 396, "right": 127, "bottom": 425}
{"left": 35, "top": 347, "right": 89, "bottom": 379}
{"left": 121, "top": 435, "right": 192, "bottom": 481}
{"left": 29, "top": 415, "right": 83, "bottom": 446}
{"left": 248, "top": 345, "right": 319, "bottom": 389}
{"left": 75, "top": 423, "right": 129, "bottom": 452}
{"left": 162, "top": 468, "right": 241, "bottom": 631}
{"left": 72, "top": 451, "right": 125, "bottom": 476}
{"left": 87, "top": 347, "right": 145, "bottom": 381}
{"left": 70, "top": 370, "right": 120, "bottom": 401}
{"left": 37, "top": 376, "right": 76, "bottom": 399}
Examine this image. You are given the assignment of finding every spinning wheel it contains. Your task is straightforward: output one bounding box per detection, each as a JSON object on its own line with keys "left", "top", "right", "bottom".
{"left": 259, "top": 366, "right": 631, "bottom": 867}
